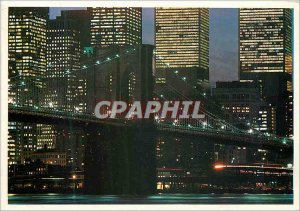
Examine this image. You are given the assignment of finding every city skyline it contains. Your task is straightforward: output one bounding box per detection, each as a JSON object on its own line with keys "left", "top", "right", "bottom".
{"left": 6, "top": 6, "right": 294, "bottom": 203}
{"left": 8, "top": 6, "right": 294, "bottom": 166}
{"left": 49, "top": 7, "right": 239, "bottom": 85}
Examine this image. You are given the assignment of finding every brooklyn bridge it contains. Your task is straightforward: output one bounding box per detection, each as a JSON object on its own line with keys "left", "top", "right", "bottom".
{"left": 8, "top": 45, "right": 293, "bottom": 195}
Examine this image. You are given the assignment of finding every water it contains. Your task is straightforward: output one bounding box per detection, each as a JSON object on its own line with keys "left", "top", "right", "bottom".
{"left": 8, "top": 193, "right": 293, "bottom": 204}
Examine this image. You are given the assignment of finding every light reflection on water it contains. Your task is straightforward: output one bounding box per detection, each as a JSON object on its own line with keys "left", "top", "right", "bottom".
{"left": 8, "top": 193, "right": 293, "bottom": 204}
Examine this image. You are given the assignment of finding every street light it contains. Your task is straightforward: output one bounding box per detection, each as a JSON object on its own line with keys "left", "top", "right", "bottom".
{"left": 72, "top": 175, "right": 77, "bottom": 191}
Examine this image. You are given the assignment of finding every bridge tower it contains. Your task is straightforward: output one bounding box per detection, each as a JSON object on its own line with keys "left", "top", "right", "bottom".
{"left": 84, "top": 45, "right": 157, "bottom": 195}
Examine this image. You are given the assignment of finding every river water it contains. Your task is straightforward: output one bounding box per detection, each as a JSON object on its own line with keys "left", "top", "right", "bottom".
{"left": 8, "top": 193, "right": 293, "bottom": 204}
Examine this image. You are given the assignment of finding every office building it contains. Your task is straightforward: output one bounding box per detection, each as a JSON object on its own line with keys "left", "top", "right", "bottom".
{"left": 212, "top": 81, "right": 276, "bottom": 133}
{"left": 59, "top": 10, "right": 91, "bottom": 48}
{"left": 8, "top": 7, "right": 48, "bottom": 106}
{"left": 155, "top": 8, "right": 209, "bottom": 87}
{"left": 239, "top": 8, "right": 293, "bottom": 137}
{"left": 8, "top": 8, "right": 49, "bottom": 165}
{"left": 31, "top": 148, "right": 67, "bottom": 166}
{"left": 240, "top": 8, "right": 292, "bottom": 76}
{"left": 46, "top": 18, "right": 83, "bottom": 112}
{"left": 89, "top": 7, "right": 142, "bottom": 48}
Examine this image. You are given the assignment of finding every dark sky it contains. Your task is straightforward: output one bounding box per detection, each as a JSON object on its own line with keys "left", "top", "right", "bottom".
{"left": 49, "top": 8, "right": 239, "bottom": 85}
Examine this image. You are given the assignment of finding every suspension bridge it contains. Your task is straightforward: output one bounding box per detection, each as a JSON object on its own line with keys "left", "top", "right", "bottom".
{"left": 8, "top": 44, "right": 293, "bottom": 195}
{"left": 8, "top": 102, "right": 292, "bottom": 149}
{"left": 8, "top": 45, "right": 293, "bottom": 149}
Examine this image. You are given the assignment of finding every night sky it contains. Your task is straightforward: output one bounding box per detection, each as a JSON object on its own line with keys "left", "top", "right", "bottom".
{"left": 49, "top": 7, "right": 239, "bottom": 86}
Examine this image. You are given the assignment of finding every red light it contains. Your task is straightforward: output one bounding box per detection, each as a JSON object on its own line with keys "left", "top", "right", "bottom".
{"left": 214, "top": 164, "right": 225, "bottom": 170}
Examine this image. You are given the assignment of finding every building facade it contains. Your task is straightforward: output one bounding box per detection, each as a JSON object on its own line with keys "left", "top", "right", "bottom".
{"left": 239, "top": 8, "right": 292, "bottom": 75}
{"left": 45, "top": 12, "right": 91, "bottom": 170}
{"left": 155, "top": 8, "right": 209, "bottom": 88}
{"left": 31, "top": 149, "right": 67, "bottom": 166}
{"left": 212, "top": 81, "right": 276, "bottom": 134}
{"left": 239, "top": 8, "right": 293, "bottom": 137}
{"left": 8, "top": 8, "right": 49, "bottom": 165}
{"left": 8, "top": 7, "right": 48, "bottom": 107}
{"left": 46, "top": 18, "right": 83, "bottom": 112}
{"left": 89, "top": 7, "right": 142, "bottom": 48}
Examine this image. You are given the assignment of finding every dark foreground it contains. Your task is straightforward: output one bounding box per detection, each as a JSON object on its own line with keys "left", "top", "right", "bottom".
{"left": 8, "top": 193, "right": 293, "bottom": 204}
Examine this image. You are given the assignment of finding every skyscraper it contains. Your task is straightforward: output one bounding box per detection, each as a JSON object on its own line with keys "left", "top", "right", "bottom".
{"left": 239, "top": 8, "right": 292, "bottom": 76}
{"left": 89, "top": 7, "right": 142, "bottom": 48}
{"left": 45, "top": 11, "right": 91, "bottom": 170}
{"left": 8, "top": 8, "right": 49, "bottom": 164}
{"left": 8, "top": 8, "right": 48, "bottom": 107}
{"left": 46, "top": 18, "right": 83, "bottom": 112}
{"left": 59, "top": 10, "right": 91, "bottom": 48}
{"left": 45, "top": 10, "right": 91, "bottom": 114}
{"left": 239, "top": 8, "right": 293, "bottom": 137}
{"left": 155, "top": 8, "right": 209, "bottom": 87}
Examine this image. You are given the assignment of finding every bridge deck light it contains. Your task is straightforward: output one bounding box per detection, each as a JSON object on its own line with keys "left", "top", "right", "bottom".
{"left": 282, "top": 138, "right": 287, "bottom": 144}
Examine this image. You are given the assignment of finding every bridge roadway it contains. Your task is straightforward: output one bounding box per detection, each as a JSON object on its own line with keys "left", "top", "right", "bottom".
{"left": 8, "top": 105, "right": 293, "bottom": 149}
